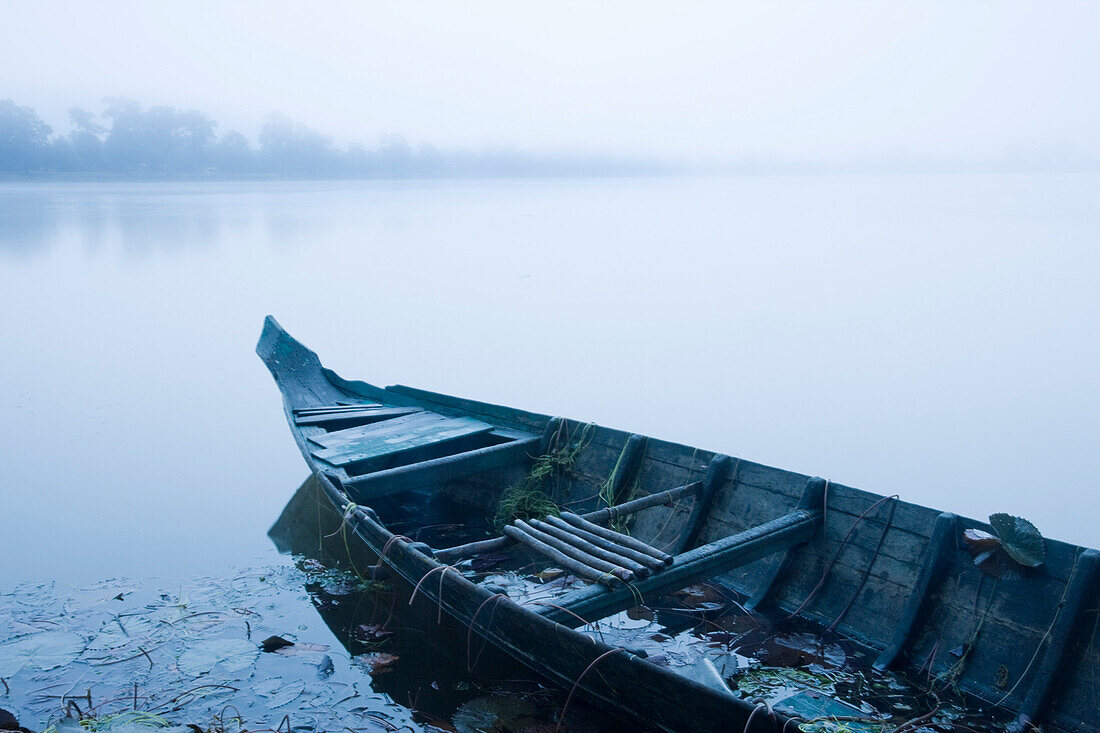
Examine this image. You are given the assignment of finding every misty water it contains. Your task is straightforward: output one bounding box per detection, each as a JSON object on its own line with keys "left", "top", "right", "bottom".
{"left": 2, "top": 173, "right": 1098, "bottom": 590}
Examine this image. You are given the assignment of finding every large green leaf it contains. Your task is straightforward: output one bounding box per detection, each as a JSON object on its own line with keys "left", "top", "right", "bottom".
{"left": 989, "top": 513, "right": 1046, "bottom": 568}
{"left": 0, "top": 631, "right": 84, "bottom": 676}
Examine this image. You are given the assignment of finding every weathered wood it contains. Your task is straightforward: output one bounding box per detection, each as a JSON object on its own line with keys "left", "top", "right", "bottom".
{"left": 310, "top": 411, "right": 445, "bottom": 447}
{"left": 502, "top": 525, "right": 620, "bottom": 587}
{"left": 606, "top": 434, "right": 648, "bottom": 506}
{"left": 312, "top": 417, "right": 493, "bottom": 468}
{"left": 530, "top": 518, "right": 650, "bottom": 577}
{"left": 1007, "top": 549, "right": 1100, "bottom": 733}
{"left": 312, "top": 413, "right": 469, "bottom": 454}
{"left": 543, "top": 508, "right": 820, "bottom": 626}
{"left": 560, "top": 511, "right": 673, "bottom": 565}
{"left": 341, "top": 437, "right": 538, "bottom": 499}
{"left": 673, "top": 454, "right": 733, "bottom": 553}
{"left": 745, "top": 476, "right": 827, "bottom": 612}
{"left": 293, "top": 403, "right": 381, "bottom": 414}
{"left": 512, "top": 520, "right": 634, "bottom": 583}
{"left": 542, "top": 515, "right": 665, "bottom": 572}
{"left": 581, "top": 481, "right": 702, "bottom": 525}
{"left": 538, "top": 416, "right": 565, "bottom": 455}
{"left": 260, "top": 317, "right": 1100, "bottom": 733}
{"left": 300, "top": 406, "right": 423, "bottom": 432}
{"left": 435, "top": 481, "right": 702, "bottom": 564}
{"left": 874, "top": 512, "right": 957, "bottom": 670}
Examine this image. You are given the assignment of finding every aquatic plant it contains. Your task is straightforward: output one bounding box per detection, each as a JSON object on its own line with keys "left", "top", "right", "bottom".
{"left": 493, "top": 423, "right": 594, "bottom": 528}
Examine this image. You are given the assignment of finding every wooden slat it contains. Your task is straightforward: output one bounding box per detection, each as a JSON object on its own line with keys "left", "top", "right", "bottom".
{"left": 311, "top": 412, "right": 451, "bottom": 451}
{"left": 542, "top": 508, "right": 821, "bottom": 627}
{"left": 1007, "top": 549, "right": 1100, "bottom": 733}
{"left": 309, "top": 411, "right": 441, "bottom": 447}
{"left": 299, "top": 406, "right": 422, "bottom": 432}
{"left": 745, "top": 476, "right": 827, "bottom": 612}
{"left": 606, "top": 434, "right": 648, "bottom": 506}
{"left": 874, "top": 512, "right": 957, "bottom": 670}
{"left": 312, "top": 417, "right": 493, "bottom": 468}
{"left": 295, "top": 407, "right": 414, "bottom": 427}
{"left": 342, "top": 436, "right": 538, "bottom": 498}
{"left": 511, "top": 520, "right": 634, "bottom": 583}
{"left": 503, "top": 525, "right": 621, "bottom": 587}
{"left": 560, "top": 511, "right": 673, "bottom": 565}
{"left": 293, "top": 403, "right": 382, "bottom": 415}
{"left": 434, "top": 481, "right": 702, "bottom": 564}
{"left": 531, "top": 518, "right": 651, "bottom": 577}
{"left": 673, "top": 454, "right": 733, "bottom": 553}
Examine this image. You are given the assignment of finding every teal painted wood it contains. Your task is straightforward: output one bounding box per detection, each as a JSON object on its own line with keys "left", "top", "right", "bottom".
{"left": 311, "top": 417, "right": 493, "bottom": 468}
{"left": 745, "top": 476, "right": 827, "bottom": 612}
{"left": 512, "top": 519, "right": 635, "bottom": 583}
{"left": 309, "top": 411, "right": 442, "bottom": 448}
{"left": 543, "top": 508, "right": 820, "bottom": 627}
{"left": 538, "top": 416, "right": 565, "bottom": 455}
{"left": 297, "top": 406, "right": 420, "bottom": 429}
{"left": 340, "top": 436, "right": 538, "bottom": 499}
{"left": 1007, "top": 549, "right": 1100, "bottom": 733}
{"left": 607, "top": 434, "right": 647, "bottom": 506}
{"left": 536, "top": 516, "right": 656, "bottom": 575}
{"left": 294, "top": 403, "right": 382, "bottom": 415}
{"left": 674, "top": 454, "right": 733, "bottom": 553}
{"left": 559, "top": 511, "right": 672, "bottom": 565}
{"left": 874, "top": 512, "right": 957, "bottom": 670}
{"left": 433, "top": 480, "right": 702, "bottom": 564}
{"left": 258, "top": 317, "right": 1100, "bottom": 733}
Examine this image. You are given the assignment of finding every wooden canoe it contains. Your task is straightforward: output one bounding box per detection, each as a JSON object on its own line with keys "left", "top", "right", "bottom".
{"left": 257, "top": 316, "right": 1098, "bottom": 732}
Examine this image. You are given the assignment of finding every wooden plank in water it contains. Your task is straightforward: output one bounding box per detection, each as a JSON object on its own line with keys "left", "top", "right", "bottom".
{"left": 312, "top": 417, "right": 493, "bottom": 468}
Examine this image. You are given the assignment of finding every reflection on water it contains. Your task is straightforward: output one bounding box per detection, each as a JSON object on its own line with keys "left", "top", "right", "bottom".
{"left": 1, "top": 175, "right": 1098, "bottom": 588}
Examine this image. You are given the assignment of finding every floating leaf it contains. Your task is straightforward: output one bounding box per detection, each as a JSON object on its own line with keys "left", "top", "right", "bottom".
{"left": 453, "top": 695, "right": 541, "bottom": 733}
{"left": 86, "top": 615, "right": 158, "bottom": 651}
{"left": 989, "top": 513, "right": 1046, "bottom": 568}
{"left": 0, "top": 631, "right": 84, "bottom": 676}
{"left": 357, "top": 651, "right": 398, "bottom": 673}
{"left": 254, "top": 677, "right": 307, "bottom": 708}
{"left": 177, "top": 638, "right": 259, "bottom": 676}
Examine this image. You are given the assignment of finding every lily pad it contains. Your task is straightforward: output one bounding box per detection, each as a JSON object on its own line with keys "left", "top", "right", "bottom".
{"left": 453, "top": 695, "right": 541, "bottom": 733}
{"left": 177, "top": 637, "right": 259, "bottom": 676}
{"left": 0, "top": 631, "right": 84, "bottom": 676}
{"left": 989, "top": 513, "right": 1045, "bottom": 568}
{"left": 254, "top": 677, "right": 307, "bottom": 708}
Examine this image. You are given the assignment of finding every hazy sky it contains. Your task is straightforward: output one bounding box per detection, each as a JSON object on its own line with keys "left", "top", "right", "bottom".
{"left": 3, "top": 1, "right": 1098, "bottom": 160}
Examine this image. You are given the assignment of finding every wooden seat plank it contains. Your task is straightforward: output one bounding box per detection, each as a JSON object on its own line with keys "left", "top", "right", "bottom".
{"left": 293, "top": 403, "right": 382, "bottom": 415}
{"left": 540, "top": 507, "right": 821, "bottom": 627}
{"left": 311, "top": 417, "right": 493, "bottom": 468}
{"left": 309, "top": 411, "right": 443, "bottom": 448}
{"left": 295, "top": 407, "right": 412, "bottom": 427}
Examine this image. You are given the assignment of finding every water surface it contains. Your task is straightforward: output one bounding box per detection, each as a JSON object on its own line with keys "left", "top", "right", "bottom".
{"left": 2, "top": 174, "right": 1098, "bottom": 586}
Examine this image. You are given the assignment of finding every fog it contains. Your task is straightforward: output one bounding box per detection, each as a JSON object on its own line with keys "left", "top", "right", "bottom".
{"left": 3, "top": 1, "right": 1099, "bottom": 165}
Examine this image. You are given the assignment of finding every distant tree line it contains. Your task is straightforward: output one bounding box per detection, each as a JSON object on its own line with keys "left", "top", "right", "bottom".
{"left": 0, "top": 98, "right": 662, "bottom": 178}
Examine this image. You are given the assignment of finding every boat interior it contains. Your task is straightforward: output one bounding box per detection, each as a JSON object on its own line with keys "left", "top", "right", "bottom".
{"left": 261, "top": 318, "right": 1099, "bottom": 732}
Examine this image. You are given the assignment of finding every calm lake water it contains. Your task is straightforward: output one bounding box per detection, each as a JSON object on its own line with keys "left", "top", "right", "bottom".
{"left": 2, "top": 174, "right": 1098, "bottom": 587}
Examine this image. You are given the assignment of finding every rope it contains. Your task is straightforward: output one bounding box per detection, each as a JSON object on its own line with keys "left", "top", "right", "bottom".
{"left": 554, "top": 648, "right": 625, "bottom": 733}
